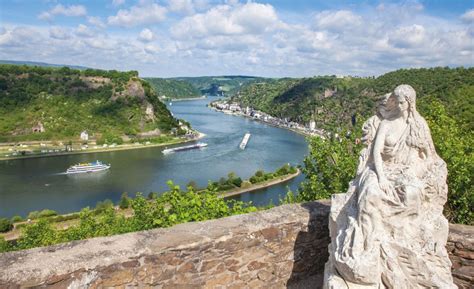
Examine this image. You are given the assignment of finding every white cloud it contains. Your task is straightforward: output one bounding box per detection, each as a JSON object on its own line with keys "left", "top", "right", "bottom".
{"left": 88, "top": 16, "right": 106, "bottom": 29}
{"left": 171, "top": 2, "right": 278, "bottom": 39}
{"left": 108, "top": 3, "right": 167, "bottom": 27}
{"left": 75, "top": 24, "right": 96, "bottom": 38}
{"left": 388, "top": 24, "right": 427, "bottom": 48}
{"left": 144, "top": 44, "right": 160, "bottom": 54}
{"left": 49, "top": 26, "right": 71, "bottom": 40}
{"left": 314, "top": 10, "right": 362, "bottom": 31}
{"left": 461, "top": 9, "right": 474, "bottom": 23}
{"left": 168, "top": 0, "right": 194, "bottom": 15}
{"left": 138, "top": 28, "right": 154, "bottom": 42}
{"left": 38, "top": 4, "right": 87, "bottom": 21}
{"left": 112, "top": 0, "right": 125, "bottom": 7}
{"left": 2, "top": 1, "right": 473, "bottom": 77}
{"left": 0, "top": 30, "right": 13, "bottom": 46}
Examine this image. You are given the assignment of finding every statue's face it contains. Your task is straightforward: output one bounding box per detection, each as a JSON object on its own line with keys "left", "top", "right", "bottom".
{"left": 396, "top": 94, "right": 409, "bottom": 112}
{"left": 385, "top": 94, "right": 396, "bottom": 111}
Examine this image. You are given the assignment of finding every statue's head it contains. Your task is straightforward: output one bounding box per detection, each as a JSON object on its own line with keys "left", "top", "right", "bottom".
{"left": 377, "top": 93, "right": 394, "bottom": 118}
{"left": 394, "top": 84, "right": 416, "bottom": 113}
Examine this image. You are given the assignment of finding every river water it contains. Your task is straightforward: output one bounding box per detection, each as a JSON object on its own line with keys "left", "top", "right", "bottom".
{"left": 0, "top": 97, "right": 308, "bottom": 218}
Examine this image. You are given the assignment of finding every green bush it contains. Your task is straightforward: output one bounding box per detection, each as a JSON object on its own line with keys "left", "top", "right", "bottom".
{"left": 0, "top": 218, "right": 13, "bottom": 232}
{"left": 38, "top": 209, "right": 58, "bottom": 218}
{"left": 27, "top": 211, "right": 40, "bottom": 220}
{"left": 249, "top": 176, "right": 259, "bottom": 184}
{"left": 95, "top": 199, "right": 114, "bottom": 214}
{"left": 147, "top": 192, "right": 158, "bottom": 200}
{"left": 11, "top": 215, "right": 24, "bottom": 223}
{"left": 231, "top": 177, "right": 243, "bottom": 188}
{"left": 0, "top": 237, "right": 10, "bottom": 253}
{"left": 298, "top": 134, "right": 360, "bottom": 201}
{"left": 119, "top": 192, "right": 130, "bottom": 209}
{"left": 17, "top": 219, "right": 59, "bottom": 249}
{"left": 240, "top": 181, "right": 252, "bottom": 188}
{"left": 255, "top": 170, "right": 265, "bottom": 178}
{"left": 50, "top": 213, "right": 80, "bottom": 223}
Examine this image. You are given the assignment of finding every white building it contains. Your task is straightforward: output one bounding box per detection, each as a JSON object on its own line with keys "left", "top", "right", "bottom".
{"left": 309, "top": 120, "right": 316, "bottom": 131}
{"left": 80, "top": 131, "right": 89, "bottom": 141}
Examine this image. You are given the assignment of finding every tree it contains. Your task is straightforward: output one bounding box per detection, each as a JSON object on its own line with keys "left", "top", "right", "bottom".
{"left": 298, "top": 135, "right": 360, "bottom": 201}
{"left": 421, "top": 99, "right": 473, "bottom": 224}
{"left": 119, "top": 192, "right": 130, "bottom": 209}
{"left": 186, "top": 180, "right": 198, "bottom": 190}
{"left": 0, "top": 218, "right": 13, "bottom": 233}
{"left": 17, "top": 219, "right": 59, "bottom": 249}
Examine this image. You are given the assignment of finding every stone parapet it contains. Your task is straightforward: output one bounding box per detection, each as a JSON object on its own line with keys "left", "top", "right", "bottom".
{"left": 447, "top": 223, "right": 474, "bottom": 289}
{"left": 0, "top": 202, "right": 331, "bottom": 289}
{"left": 0, "top": 201, "right": 472, "bottom": 289}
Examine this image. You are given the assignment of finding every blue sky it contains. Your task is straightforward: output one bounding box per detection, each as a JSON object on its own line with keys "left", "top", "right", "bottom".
{"left": 0, "top": 0, "right": 473, "bottom": 77}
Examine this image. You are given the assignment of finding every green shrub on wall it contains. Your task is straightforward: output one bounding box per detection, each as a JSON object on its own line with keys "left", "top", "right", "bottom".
{"left": 0, "top": 182, "right": 257, "bottom": 253}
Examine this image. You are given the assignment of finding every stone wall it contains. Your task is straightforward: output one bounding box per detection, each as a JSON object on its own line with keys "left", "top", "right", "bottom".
{"left": 0, "top": 202, "right": 331, "bottom": 289}
{"left": 447, "top": 223, "right": 474, "bottom": 289}
{"left": 0, "top": 201, "right": 472, "bottom": 289}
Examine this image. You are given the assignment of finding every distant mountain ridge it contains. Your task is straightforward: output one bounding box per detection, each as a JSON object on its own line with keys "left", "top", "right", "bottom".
{"left": 0, "top": 60, "right": 91, "bottom": 71}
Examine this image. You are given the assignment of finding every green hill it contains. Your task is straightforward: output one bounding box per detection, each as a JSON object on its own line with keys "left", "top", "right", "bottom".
{"left": 232, "top": 67, "right": 474, "bottom": 131}
{"left": 233, "top": 67, "right": 473, "bottom": 224}
{"left": 173, "top": 76, "right": 265, "bottom": 96}
{"left": 0, "top": 65, "right": 180, "bottom": 143}
{"left": 144, "top": 78, "right": 201, "bottom": 100}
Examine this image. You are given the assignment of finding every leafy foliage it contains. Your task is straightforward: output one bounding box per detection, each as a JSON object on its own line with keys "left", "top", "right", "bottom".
{"left": 119, "top": 192, "right": 131, "bottom": 209}
{"left": 297, "top": 135, "right": 361, "bottom": 201}
{"left": 145, "top": 78, "right": 201, "bottom": 99}
{"left": 208, "top": 165, "right": 297, "bottom": 190}
{"left": 421, "top": 100, "right": 473, "bottom": 224}
{"left": 278, "top": 67, "right": 473, "bottom": 225}
{"left": 0, "top": 64, "right": 179, "bottom": 142}
{"left": 0, "top": 218, "right": 13, "bottom": 233}
{"left": 173, "top": 76, "right": 265, "bottom": 96}
{"left": 0, "top": 182, "right": 257, "bottom": 253}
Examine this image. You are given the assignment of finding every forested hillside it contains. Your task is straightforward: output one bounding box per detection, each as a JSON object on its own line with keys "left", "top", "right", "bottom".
{"left": 174, "top": 76, "right": 264, "bottom": 96}
{"left": 233, "top": 68, "right": 473, "bottom": 132}
{"left": 260, "top": 67, "right": 473, "bottom": 224}
{"left": 145, "top": 78, "right": 201, "bottom": 99}
{"left": 0, "top": 65, "right": 179, "bottom": 142}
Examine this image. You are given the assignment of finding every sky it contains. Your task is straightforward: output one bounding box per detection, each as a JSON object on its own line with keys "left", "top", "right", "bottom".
{"left": 0, "top": 0, "right": 473, "bottom": 77}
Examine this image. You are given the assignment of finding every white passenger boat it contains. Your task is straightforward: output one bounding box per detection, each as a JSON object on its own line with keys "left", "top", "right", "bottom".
{"left": 162, "top": 142, "right": 207, "bottom": 154}
{"left": 66, "top": 160, "right": 110, "bottom": 174}
{"left": 239, "top": 133, "right": 251, "bottom": 149}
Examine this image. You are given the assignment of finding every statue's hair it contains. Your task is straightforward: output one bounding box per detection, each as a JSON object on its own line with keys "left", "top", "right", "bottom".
{"left": 393, "top": 84, "right": 435, "bottom": 157}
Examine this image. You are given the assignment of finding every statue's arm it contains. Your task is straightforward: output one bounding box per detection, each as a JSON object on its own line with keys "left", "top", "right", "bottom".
{"left": 373, "top": 121, "right": 391, "bottom": 192}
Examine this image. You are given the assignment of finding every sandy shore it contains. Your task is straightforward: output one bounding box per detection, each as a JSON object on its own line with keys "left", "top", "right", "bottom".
{"left": 220, "top": 169, "right": 301, "bottom": 198}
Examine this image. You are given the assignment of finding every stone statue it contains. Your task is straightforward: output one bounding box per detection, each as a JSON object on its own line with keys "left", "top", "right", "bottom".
{"left": 323, "top": 85, "right": 457, "bottom": 288}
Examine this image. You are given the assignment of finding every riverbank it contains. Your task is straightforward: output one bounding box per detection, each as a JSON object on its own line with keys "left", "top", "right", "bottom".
{"left": 208, "top": 104, "right": 325, "bottom": 139}
{"left": 220, "top": 169, "right": 300, "bottom": 198}
{"left": 0, "top": 132, "right": 206, "bottom": 161}
{"left": 171, "top": 96, "right": 206, "bottom": 102}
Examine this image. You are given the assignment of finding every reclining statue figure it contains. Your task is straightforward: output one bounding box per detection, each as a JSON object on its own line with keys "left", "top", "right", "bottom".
{"left": 324, "top": 85, "right": 456, "bottom": 288}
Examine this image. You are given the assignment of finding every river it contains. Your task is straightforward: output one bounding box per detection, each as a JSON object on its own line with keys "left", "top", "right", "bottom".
{"left": 0, "top": 97, "right": 308, "bottom": 218}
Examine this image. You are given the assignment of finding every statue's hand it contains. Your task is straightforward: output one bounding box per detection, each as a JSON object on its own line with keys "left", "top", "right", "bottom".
{"left": 379, "top": 177, "right": 392, "bottom": 193}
